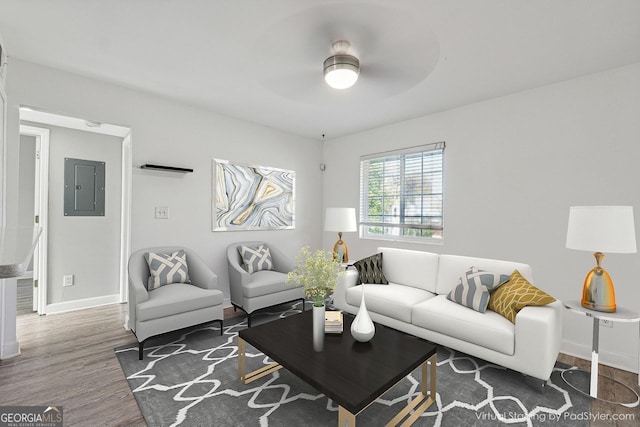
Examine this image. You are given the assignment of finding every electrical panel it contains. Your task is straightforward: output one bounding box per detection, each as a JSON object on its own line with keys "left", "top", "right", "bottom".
{"left": 64, "top": 158, "right": 105, "bottom": 216}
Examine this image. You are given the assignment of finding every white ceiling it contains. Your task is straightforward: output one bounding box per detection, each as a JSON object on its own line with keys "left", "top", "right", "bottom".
{"left": 1, "top": 0, "right": 639, "bottom": 140}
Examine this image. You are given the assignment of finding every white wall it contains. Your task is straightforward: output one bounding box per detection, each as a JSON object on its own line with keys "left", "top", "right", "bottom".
{"left": 4, "top": 59, "right": 323, "bottom": 301}
{"left": 322, "top": 62, "right": 640, "bottom": 372}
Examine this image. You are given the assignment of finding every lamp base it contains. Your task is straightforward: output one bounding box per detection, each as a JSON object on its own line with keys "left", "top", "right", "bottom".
{"left": 581, "top": 252, "right": 616, "bottom": 313}
{"left": 581, "top": 299, "right": 616, "bottom": 313}
{"left": 333, "top": 232, "right": 349, "bottom": 263}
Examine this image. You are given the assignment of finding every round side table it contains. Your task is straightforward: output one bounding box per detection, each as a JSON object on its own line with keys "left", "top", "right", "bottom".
{"left": 563, "top": 300, "right": 640, "bottom": 407}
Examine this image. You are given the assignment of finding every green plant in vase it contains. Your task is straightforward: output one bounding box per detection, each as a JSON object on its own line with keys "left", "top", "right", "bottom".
{"left": 287, "top": 246, "right": 344, "bottom": 307}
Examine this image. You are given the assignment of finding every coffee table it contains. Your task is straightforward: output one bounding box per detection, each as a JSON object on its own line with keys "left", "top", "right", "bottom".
{"left": 238, "top": 310, "right": 437, "bottom": 426}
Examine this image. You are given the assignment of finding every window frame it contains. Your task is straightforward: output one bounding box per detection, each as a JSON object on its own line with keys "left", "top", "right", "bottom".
{"left": 359, "top": 142, "right": 445, "bottom": 244}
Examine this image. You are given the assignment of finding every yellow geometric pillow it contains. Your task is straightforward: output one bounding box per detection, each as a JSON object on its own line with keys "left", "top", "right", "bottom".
{"left": 488, "top": 270, "right": 555, "bottom": 323}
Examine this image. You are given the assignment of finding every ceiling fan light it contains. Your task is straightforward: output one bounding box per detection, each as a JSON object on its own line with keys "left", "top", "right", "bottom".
{"left": 323, "top": 54, "right": 360, "bottom": 89}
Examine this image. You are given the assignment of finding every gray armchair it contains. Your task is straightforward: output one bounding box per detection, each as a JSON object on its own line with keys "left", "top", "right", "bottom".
{"left": 128, "top": 246, "right": 224, "bottom": 359}
{"left": 227, "top": 241, "right": 305, "bottom": 327}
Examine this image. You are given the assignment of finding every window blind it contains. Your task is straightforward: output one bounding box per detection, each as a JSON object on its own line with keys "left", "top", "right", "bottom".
{"left": 359, "top": 142, "right": 444, "bottom": 241}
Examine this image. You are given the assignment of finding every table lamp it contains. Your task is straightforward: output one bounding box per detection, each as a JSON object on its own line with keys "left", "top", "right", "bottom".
{"left": 324, "top": 207, "right": 357, "bottom": 262}
{"left": 566, "top": 206, "right": 637, "bottom": 312}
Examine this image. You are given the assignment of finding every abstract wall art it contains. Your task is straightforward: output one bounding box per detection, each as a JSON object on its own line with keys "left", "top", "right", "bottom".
{"left": 212, "top": 159, "right": 295, "bottom": 231}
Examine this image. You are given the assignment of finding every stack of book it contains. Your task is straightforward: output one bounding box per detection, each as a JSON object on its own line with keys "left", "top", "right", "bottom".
{"left": 325, "top": 311, "right": 343, "bottom": 334}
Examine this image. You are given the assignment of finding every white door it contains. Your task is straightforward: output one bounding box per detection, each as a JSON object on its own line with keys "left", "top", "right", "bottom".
{"left": 21, "top": 125, "right": 49, "bottom": 315}
{"left": 32, "top": 139, "right": 41, "bottom": 312}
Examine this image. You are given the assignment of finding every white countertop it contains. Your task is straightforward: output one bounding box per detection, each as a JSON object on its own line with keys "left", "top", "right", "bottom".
{"left": 0, "top": 227, "right": 42, "bottom": 278}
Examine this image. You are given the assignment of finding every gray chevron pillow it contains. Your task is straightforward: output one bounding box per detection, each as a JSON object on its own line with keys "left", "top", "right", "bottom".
{"left": 145, "top": 250, "right": 191, "bottom": 291}
{"left": 239, "top": 244, "right": 274, "bottom": 274}
{"left": 447, "top": 266, "right": 510, "bottom": 312}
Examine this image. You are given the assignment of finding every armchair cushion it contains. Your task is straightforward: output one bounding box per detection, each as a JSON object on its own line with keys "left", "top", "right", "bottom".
{"left": 144, "top": 250, "right": 190, "bottom": 290}
{"left": 137, "top": 283, "right": 223, "bottom": 322}
{"left": 239, "top": 244, "right": 274, "bottom": 274}
{"left": 242, "top": 270, "right": 291, "bottom": 298}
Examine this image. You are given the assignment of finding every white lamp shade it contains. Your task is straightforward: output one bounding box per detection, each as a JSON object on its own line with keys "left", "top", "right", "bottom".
{"left": 566, "top": 206, "right": 637, "bottom": 253}
{"left": 324, "top": 207, "right": 357, "bottom": 232}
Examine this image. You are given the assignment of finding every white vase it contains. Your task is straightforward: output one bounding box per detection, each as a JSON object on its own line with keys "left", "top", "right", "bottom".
{"left": 351, "top": 285, "right": 375, "bottom": 342}
{"left": 312, "top": 304, "right": 325, "bottom": 352}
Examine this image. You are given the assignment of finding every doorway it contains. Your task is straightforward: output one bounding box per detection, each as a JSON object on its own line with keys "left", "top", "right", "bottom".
{"left": 18, "top": 125, "right": 49, "bottom": 314}
{"left": 19, "top": 108, "right": 132, "bottom": 315}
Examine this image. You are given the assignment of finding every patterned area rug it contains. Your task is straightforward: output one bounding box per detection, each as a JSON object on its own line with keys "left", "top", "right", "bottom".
{"left": 115, "top": 303, "right": 590, "bottom": 427}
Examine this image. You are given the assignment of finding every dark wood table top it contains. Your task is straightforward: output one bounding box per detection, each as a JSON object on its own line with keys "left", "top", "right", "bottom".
{"left": 239, "top": 310, "right": 436, "bottom": 414}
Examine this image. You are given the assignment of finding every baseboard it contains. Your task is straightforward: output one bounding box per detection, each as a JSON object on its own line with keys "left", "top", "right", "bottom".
{"left": 223, "top": 297, "right": 232, "bottom": 308}
{"left": 45, "top": 294, "right": 121, "bottom": 315}
{"left": 0, "top": 340, "right": 20, "bottom": 360}
{"left": 561, "top": 339, "right": 638, "bottom": 374}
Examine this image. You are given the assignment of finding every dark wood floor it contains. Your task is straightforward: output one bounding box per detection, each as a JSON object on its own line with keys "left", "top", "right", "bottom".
{"left": 2, "top": 280, "right": 638, "bottom": 426}
{"left": 557, "top": 353, "right": 639, "bottom": 426}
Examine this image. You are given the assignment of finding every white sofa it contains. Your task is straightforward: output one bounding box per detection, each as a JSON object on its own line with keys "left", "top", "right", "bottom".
{"left": 333, "top": 247, "right": 562, "bottom": 387}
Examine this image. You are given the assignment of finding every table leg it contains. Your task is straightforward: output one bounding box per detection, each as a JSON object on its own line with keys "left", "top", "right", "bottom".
{"left": 238, "top": 337, "right": 246, "bottom": 381}
{"left": 590, "top": 317, "right": 599, "bottom": 398}
{"left": 338, "top": 406, "right": 356, "bottom": 427}
{"left": 386, "top": 353, "right": 436, "bottom": 426}
{"left": 237, "top": 337, "right": 282, "bottom": 384}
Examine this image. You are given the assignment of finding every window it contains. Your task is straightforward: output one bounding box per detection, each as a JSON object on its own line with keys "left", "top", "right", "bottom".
{"left": 359, "top": 142, "right": 444, "bottom": 242}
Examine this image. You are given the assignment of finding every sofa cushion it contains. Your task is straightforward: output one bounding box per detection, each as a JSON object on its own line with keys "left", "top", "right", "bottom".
{"left": 488, "top": 270, "right": 556, "bottom": 323}
{"left": 145, "top": 250, "right": 190, "bottom": 291}
{"left": 346, "top": 283, "right": 435, "bottom": 323}
{"left": 239, "top": 244, "right": 274, "bottom": 274}
{"left": 243, "top": 270, "right": 297, "bottom": 298}
{"left": 412, "top": 295, "right": 515, "bottom": 355}
{"left": 435, "top": 254, "right": 532, "bottom": 295}
{"left": 137, "top": 283, "right": 223, "bottom": 322}
{"left": 447, "top": 267, "right": 511, "bottom": 313}
{"left": 353, "top": 253, "right": 388, "bottom": 285}
{"left": 378, "top": 247, "right": 439, "bottom": 293}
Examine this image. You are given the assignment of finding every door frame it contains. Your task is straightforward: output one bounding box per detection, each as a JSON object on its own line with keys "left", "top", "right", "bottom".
{"left": 0, "top": 86, "right": 6, "bottom": 228}
{"left": 20, "top": 125, "right": 49, "bottom": 315}
{"left": 19, "top": 109, "right": 132, "bottom": 314}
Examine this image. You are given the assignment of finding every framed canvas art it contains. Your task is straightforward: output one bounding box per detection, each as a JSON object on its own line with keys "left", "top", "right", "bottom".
{"left": 212, "top": 159, "right": 295, "bottom": 231}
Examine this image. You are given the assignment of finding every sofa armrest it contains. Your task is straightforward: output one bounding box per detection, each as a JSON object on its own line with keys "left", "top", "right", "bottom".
{"left": 127, "top": 275, "right": 149, "bottom": 331}
{"left": 187, "top": 252, "right": 219, "bottom": 291}
{"left": 228, "top": 257, "right": 252, "bottom": 285}
{"left": 269, "top": 245, "right": 296, "bottom": 273}
{"left": 513, "top": 300, "right": 563, "bottom": 380}
{"left": 332, "top": 268, "right": 359, "bottom": 311}
{"left": 227, "top": 251, "right": 254, "bottom": 306}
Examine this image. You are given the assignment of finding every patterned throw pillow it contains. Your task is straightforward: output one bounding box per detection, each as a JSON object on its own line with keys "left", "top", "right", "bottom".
{"left": 488, "top": 270, "right": 556, "bottom": 323}
{"left": 447, "top": 266, "right": 511, "bottom": 313}
{"left": 145, "top": 250, "right": 190, "bottom": 291}
{"left": 353, "top": 253, "right": 388, "bottom": 285}
{"left": 239, "top": 244, "right": 274, "bottom": 274}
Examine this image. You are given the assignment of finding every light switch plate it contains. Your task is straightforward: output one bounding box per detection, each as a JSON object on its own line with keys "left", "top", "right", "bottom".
{"left": 155, "top": 206, "right": 169, "bottom": 219}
